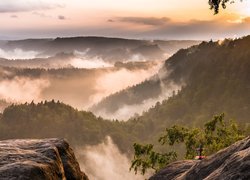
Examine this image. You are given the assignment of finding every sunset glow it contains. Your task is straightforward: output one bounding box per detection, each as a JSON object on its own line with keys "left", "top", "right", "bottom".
{"left": 0, "top": 0, "right": 249, "bottom": 40}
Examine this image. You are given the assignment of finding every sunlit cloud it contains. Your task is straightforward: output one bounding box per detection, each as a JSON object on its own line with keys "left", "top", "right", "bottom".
{"left": 104, "top": 16, "right": 250, "bottom": 40}
{"left": 32, "top": 11, "right": 52, "bottom": 18}
{"left": 10, "top": 15, "right": 18, "bottom": 18}
{"left": 58, "top": 15, "right": 66, "bottom": 20}
{"left": 115, "top": 17, "right": 170, "bottom": 26}
{"left": 0, "top": 0, "right": 248, "bottom": 40}
{"left": 242, "top": 17, "right": 250, "bottom": 23}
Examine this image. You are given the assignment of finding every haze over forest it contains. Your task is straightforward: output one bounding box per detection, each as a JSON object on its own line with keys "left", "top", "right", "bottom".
{"left": 0, "top": 0, "right": 249, "bottom": 180}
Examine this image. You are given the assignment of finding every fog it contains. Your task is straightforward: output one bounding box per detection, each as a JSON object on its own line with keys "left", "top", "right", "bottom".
{"left": 0, "top": 47, "right": 167, "bottom": 119}
{"left": 0, "top": 77, "right": 50, "bottom": 102}
{"left": 92, "top": 65, "right": 184, "bottom": 120}
{"left": 77, "top": 137, "right": 147, "bottom": 180}
{"left": 94, "top": 81, "right": 182, "bottom": 120}
{"left": 0, "top": 48, "right": 40, "bottom": 59}
{"left": 70, "top": 57, "right": 113, "bottom": 69}
{"left": 89, "top": 64, "right": 162, "bottom": 107}
{"left": 0, "top": 60, "right": 162, "bottom": 112}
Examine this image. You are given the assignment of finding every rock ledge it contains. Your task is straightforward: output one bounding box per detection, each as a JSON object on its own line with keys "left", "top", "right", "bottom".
{"left": 150, "top": 136, "right": 250, "bottom": 180}
{"left": 0, "top": 138, "right": 88, "bottom": 180}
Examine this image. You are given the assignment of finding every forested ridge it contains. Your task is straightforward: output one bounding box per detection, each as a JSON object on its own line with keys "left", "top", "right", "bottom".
{"left": 0, "top": 36, "right": 249, "bottom": 154}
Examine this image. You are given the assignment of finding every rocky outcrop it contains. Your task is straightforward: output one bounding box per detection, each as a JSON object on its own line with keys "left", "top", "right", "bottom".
{"left": 150, "top": 136, "right": 250, "bottom": 180}
{"left": 0, "top": 138, "right": 88, "bottom": 180}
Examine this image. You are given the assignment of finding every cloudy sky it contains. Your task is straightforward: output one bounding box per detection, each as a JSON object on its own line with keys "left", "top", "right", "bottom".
{"left": 0, "top": 0, "right": 249, "bottom": 40}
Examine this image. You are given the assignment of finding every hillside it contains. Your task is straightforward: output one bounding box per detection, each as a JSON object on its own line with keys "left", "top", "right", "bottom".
{"left": 92, "top": 37, "right": 250, "bottom": 124}
{"left": 0, "top": 101, "right": 140, "bottom": 153}
{"left": 0, "top": 36, "right": 249, "bottom": 155}
{"left": 136, "top": 37, "right": 250, "bottom": 131}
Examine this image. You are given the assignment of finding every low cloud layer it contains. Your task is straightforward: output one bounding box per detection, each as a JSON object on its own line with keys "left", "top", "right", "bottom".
{"left": 0, "top": 77, "right": 50, "bottom": 103}
{"left": 70, "top": 58, "right": 113, "bottom": 69}
{"left": 115, "top": 17, "right": 170, "bottom": 26}
{"left": 77, "top": 137, "right": 146, "bottom": 180}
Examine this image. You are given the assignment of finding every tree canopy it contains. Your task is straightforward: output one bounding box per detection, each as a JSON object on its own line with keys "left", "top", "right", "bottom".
{"left": 130, "top": 114, "right": 246, "bottom": 175}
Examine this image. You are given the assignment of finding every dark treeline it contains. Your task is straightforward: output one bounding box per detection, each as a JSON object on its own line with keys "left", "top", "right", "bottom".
{"left": 0, "top": 100, "right": 147, "bottom": 154}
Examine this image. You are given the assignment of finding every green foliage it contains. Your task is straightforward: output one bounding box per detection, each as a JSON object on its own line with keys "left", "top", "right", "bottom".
{"left": 136, "top": 37, "right": 250, "bottom": 140}
{"left": 130, "top": 143, "right": 177, "bottom": 175}
{"left": 0, "top": 100, "right": 139, "bottom": 153}
{"left": 159, "top": 125, "right": 189, "bottom": 146}
{"left": 203, "top": 114, "right": 245, "bottom": 155}
{"left": 161, "top": 114, "right": 245, "bottom": 158}
{"left": 0, "top": 37, "right": 249, "bottom": 172}
{"left": 130, "top": 114, "right": 246, "bottom": 175}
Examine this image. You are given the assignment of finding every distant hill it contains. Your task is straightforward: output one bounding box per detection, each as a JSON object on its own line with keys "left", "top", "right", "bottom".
{"left": 0, "top": 37, "right": 199, "bottom": 62}
{"left": 0, "top": 52, "right": 75, "bottom": 68}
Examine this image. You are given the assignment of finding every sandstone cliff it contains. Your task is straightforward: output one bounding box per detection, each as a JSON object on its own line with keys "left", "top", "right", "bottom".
{"left": 0, "top": 138, "right": 88, "bottom": 180}
{"left": 150, "top": 136, "right": 250, "bottom": 180}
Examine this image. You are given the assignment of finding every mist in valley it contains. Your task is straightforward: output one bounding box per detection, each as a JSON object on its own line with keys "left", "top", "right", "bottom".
{"left": 0, "top": 62, "right": 162, "bottom": 110}
{"left": 0, "top": 38, "right": 202, "bottom": 180}
{"left": 0, "top": 43, "right": 181, "bottom": 179}
{"left": 0, "top": 0, "right": 249, "bottom": 179}
{"left": 0, "top": 42, "right": 169, "bottom": 113}
{"left": 77, "top": 137, "right": 147, "bottom": 180}
{"left": 0, "top": 44, "right": 185, "bottom": 121}
{"left": 94, "top": 80, "right": 182, "bottom": 120}
{"left": 0, "top": 48, "right": 40, "bottom": 60}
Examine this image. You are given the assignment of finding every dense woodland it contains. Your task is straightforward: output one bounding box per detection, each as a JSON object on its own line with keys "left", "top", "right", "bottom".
{"left": 0, "top": 36, "right": 249, "bottom": 155}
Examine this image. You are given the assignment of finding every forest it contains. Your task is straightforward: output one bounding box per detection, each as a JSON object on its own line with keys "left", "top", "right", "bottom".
{"left": 0, "top": 36, "right": 249, "bottom": 156}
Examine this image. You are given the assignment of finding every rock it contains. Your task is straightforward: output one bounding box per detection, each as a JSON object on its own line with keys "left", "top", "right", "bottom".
{"left": 150, "top": 136, "right": 250, "bottom": 180}
{"left": 0, "top": 138, "right": 88, "bottom": 180}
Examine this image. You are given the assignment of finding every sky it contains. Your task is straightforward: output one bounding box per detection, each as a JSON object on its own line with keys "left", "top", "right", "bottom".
{"left": 0, "top": 0, "right": 249, "bottom": 40}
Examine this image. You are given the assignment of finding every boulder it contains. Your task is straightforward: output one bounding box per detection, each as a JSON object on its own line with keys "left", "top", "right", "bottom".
{"left": 150, "top": 136, "right": 250, "bottom": 180}
{"left": 0, "top": 138, "right": 88, "bottom": 180}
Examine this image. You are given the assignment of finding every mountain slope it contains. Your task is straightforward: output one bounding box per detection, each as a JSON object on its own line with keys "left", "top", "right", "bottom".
{"left": 137, "top": 37, "right": 250, "bottom": 130}
{"left": 92, "top": 37, "right": 250, "bottom": 123}
{"left": 0, "top": 36, "right": 249, "bottom": 156}
{"left": 150, "top": 136, "right": 250, "bottom": 180}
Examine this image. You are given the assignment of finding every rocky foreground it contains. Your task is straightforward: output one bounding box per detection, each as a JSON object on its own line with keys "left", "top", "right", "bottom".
{"left": 150, "top": 136, "right": 250, "bottom": 180}
{"left": 0, "top": 138, "right": 88, "bottom": 180}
